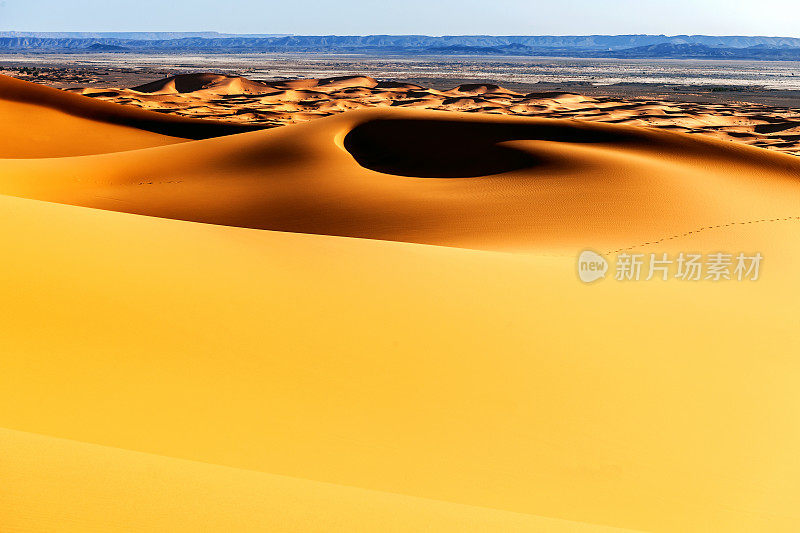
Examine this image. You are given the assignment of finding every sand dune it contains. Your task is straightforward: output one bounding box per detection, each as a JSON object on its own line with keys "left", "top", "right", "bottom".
{"left": 0, "top": 74, "right": 260, "bottom": 157}
{"left": 69, "top": 72, "right": 800, "bottom": 156}
{"left": 1, "top": 193, "right": 799, "bottom": 532}
{"left": 1, "top": 427, "right": 639, "bottom": 532}
{"left": 2, "top": 84, "right": 800, "bottom": 251}
{"left": 2, "top": 74, "right": 800, "bottom": 532}
{"left": 131, "top": 72, "right": 276, "bottom": 95}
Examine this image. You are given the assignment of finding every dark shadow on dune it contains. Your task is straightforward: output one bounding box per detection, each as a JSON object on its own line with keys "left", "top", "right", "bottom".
{"left": 126, "top": 118, "right": 266, "bottom": 139}
{"left": 523, "top": 92, "right": 580, "bottom": 99}
{"left": 754, "top": 122, "right": 799, "bottom": 134}
{"left": 343, "top": 118, "right": 639, "bottom": 178}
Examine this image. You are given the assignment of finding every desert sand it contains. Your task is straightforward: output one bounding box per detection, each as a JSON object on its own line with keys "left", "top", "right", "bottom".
{"left": 68, "top": 72, "right": 800, "bottom": 156}
{"left": 1, "top": 72, "right": 800, "bottom": 532}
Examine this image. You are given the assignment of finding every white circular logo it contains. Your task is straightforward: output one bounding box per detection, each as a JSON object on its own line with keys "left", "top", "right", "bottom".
{"left": 577, "top": 250, "right": 608, "bottom": 283}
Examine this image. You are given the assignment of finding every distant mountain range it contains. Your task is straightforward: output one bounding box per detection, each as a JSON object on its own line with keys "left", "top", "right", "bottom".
{"left": 0, "top": 31, "right": 290, "bottom": 39}
{"left": 2, "top": 33, "right": 800, "bottom": 59}
{"left": 604, "top": 42, "right": 800, "bottom": 60}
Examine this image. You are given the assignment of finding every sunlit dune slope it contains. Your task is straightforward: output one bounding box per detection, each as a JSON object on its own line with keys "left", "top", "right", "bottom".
{"left": 0, "top": 74, "right": 263, "bottom": 157}
{"left": 0, "top": 428, "right": 639, "bottom": 533}
{"left": 0, "top": 195, "right": 799, "bottom": 532}
{"left": 0, "top": 105, "right": 799, "bottom": 252}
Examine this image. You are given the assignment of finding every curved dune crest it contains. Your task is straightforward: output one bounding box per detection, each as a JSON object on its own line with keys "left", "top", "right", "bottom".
{"left": 0, "top": 74, "right": 263, "bottom": 157}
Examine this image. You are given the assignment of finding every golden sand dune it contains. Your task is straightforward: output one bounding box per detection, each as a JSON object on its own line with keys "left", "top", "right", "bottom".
{"left": 1, "top": 95, "right": 799, "bottom": 251}
{"left": 2, "top": 74, "right": 800, "bottom": 532}
{"left": 1, "top": 427, "right": 638, "bottom": 532}
{"left": 0, "top": 74, "right": 260, "bottom": 157}
{"left": 1, "top": 194, "right": 799, "bottom": 532}
{"left": 130, "top": 72, "right": 276, "bottom": 95}
{"left": 70, "top": 72, "right": 800, "bottom": 156}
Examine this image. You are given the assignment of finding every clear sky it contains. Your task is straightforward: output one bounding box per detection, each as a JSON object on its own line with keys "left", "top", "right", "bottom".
{"left": 1, "top": 0, "right": 799, "bottom": 37}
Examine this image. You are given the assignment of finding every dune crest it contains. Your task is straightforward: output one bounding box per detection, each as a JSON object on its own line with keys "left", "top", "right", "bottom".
{"left": 0, "top": 74, "right": 263, "bottom": 157}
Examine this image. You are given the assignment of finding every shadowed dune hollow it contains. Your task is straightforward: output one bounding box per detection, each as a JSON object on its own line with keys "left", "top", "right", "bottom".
{"left": 343, "top": 118, "right": 642, "bottom": 177}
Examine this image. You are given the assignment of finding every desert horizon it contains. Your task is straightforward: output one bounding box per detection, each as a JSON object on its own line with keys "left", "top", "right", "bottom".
{"left": 2, "top": 2, "right": 800, "bottom": 531}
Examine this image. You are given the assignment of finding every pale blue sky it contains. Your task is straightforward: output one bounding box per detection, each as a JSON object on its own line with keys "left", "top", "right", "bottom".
{"left": 1, "top": 0, "right": 799, "bottom": 37}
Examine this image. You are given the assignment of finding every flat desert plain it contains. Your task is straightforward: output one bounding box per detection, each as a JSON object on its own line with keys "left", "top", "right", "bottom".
{"left": 1, "top": 72, "right": 800, "bottom": 532}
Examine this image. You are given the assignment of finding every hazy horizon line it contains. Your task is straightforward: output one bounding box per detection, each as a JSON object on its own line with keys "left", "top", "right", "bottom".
{"left": 3, "top": 31, "right": 800, "bottom": 39}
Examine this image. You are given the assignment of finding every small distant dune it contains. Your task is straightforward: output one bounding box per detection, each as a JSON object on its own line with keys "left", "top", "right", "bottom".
{"left": 132, "top": 72, "right": 275, "bottom": 95}
{"left": 444, "top": 83, "right": 515, "bottom": 96}
{"left": 317, "top": 75, "right": 379, "bottom": 89}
